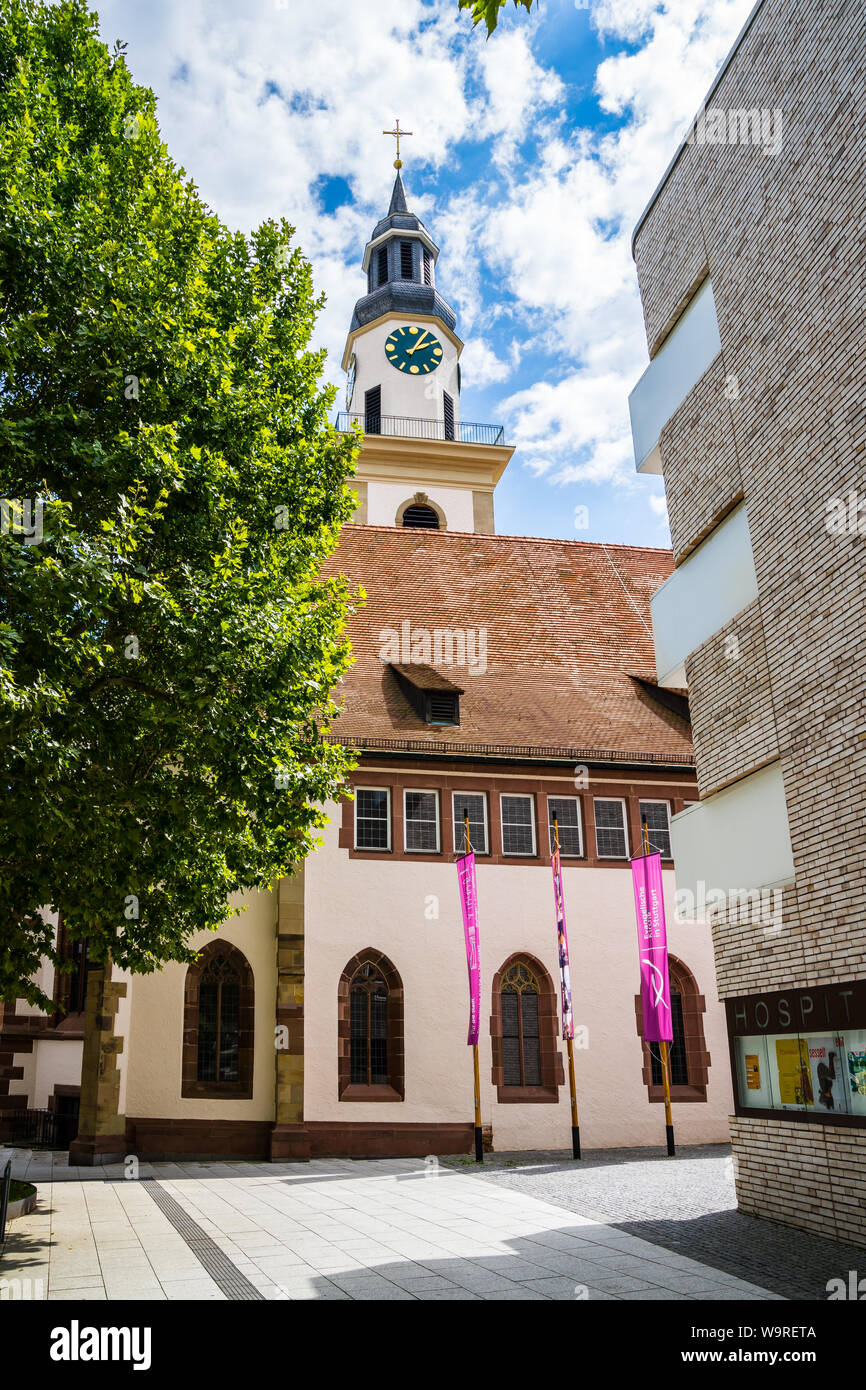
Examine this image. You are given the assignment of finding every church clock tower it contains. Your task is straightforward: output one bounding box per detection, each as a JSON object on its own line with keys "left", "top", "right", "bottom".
{"left": 340, "top": 126, "right": 513, "bottom": 534}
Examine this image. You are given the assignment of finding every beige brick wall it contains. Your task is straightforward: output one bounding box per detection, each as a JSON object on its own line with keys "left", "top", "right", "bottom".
{"left": 658, "top": 354, "right": 743, "bottom": 564}
{"left": 731, "top": 1115, "right": 866, "bottom": 1247}
{"left": 710, "top": 885, "right": 804, "bottom": 999}
{"left": 684, "top": 600, "right": 778, "bottom": 798}
{"left": 635, "top": 0, "right": 866, "bottom": 1235}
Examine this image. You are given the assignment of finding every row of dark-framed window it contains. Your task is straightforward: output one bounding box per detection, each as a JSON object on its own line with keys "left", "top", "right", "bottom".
{"left": 373, "top": 239, "right": 433, "bottom": 290}
{"left": 345, "top": 951, "right": 695, "bottom": 1099}
{"left": 180, "top": 940, "right": 698, "bottom": 1104}
{"left": 354, "top": 787, "right": 678, "bottom": 860}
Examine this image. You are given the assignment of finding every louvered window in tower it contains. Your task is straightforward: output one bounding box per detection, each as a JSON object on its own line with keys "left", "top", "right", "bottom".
{"left": 401, "top": 503, "right": 439, "bottom": 529}
{"left": 443, "top": 391, "right": 455, "bottom": 441}
{"left": 400, "top": 240, "right": 414, "bottom": 279}
{"left": 377, "top": 245, "right": 388, "bottom": 285}
{"left": 365, "top": 386, "right": 381, "bottom": 435}
{"left": 423, "top": 249, "right": 432, "bottom": 285}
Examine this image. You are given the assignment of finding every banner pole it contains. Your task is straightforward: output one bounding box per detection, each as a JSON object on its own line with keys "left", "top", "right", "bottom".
{"left": 643, "top": 817, "right": 675, "bottom": 1157}
{"left": 465, "top": 810, "right": 483, "bottom": 1164}
{"left": 554, "top": 815, "right": 581, "bottom": 1160}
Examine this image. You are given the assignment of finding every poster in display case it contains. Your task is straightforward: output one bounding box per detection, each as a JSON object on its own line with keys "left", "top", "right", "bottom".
{"left": 807, "top": 1037, "right": 849, "bottom": 1114}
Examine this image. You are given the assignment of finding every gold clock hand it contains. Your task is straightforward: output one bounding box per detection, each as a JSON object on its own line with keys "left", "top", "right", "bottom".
{"left": 406, "top": 331, "right": 431, "bottom": 356}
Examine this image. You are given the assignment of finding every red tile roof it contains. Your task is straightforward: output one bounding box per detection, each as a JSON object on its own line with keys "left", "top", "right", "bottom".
{"left": 322, "top": 525, "right": 693, "bottom": 765}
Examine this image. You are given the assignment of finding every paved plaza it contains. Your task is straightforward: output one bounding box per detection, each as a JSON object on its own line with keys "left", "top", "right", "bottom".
{"left": 0, "top": 1146, "right": 787, "bottom": 1303}
{"left": 447, "top": 1144, "right": 864, "bottom": 1302}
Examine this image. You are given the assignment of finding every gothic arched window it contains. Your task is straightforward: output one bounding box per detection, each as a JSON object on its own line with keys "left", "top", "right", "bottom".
{"left": 198, "top": 955, "right": 240, "bottom": 1083}
{"left": 338, "top": 949, "right": 404, "bottom": 1101}
{"left": 182, "top": 941, "right": 254, "bottom": 1099}
{"left": 635, "top": 955, "right": 710, "bottom": 1103}
{"left": 491, "top": 954, "right": 564, "bottom": 1102}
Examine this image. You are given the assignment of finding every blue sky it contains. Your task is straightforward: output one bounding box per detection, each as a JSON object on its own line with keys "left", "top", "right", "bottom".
{"left": 95, "top": 0, "right": 757, "bottom": 545}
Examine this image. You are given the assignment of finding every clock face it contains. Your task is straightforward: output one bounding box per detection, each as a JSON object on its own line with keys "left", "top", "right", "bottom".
{"left": 385, "top": 325, "right": 444, "bottom": 375}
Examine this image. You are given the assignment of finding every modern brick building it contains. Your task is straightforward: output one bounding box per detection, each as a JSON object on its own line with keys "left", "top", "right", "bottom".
{"left": 629, "top": 0, "right": 866, "bottom": 1243}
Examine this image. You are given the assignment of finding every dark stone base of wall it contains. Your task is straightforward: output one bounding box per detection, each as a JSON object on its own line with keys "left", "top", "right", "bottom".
{"left": 305, "top": 1122, "right": 474, "bottom": 1159}
{"left": 69, "top": 1132, "right": 127, "bottom": 1166}
{"left": 126, "top": 1118, "right": 274, "bottom": 1161}
{"left": 123, "top": 1117, "right": 475, "bottom": 1162}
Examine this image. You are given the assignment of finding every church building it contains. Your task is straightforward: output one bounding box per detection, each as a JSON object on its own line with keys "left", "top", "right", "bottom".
{"left": 0, "top": 162, "right": 733, "bottom": 1163}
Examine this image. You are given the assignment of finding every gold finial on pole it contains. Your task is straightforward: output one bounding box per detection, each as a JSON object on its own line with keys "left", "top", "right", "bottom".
{"left": 383, "top": 118, "right": 413, "bottom": 170}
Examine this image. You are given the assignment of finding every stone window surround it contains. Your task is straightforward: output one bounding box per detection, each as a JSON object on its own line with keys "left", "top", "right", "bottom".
{"left": 634, "top": 954, "right": 710, "bottom": 1104}
{"left": 338, "top": 948, "right": 405, "bottom": 1103}
{"left": 394, "top": 492, "right": 447, "bottom": 530}
{"left": 182, "top": 939, "right": 255, "bottom": 1100}
{"left": 490, "top": 953, "right": 565, "bottom": 1103}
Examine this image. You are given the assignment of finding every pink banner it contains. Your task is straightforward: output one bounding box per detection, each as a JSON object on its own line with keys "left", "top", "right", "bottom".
{"left": 631, "top": 851, "right": 673, "bottom": 1043}
{"left": 457, "top": 851, "right": 481, "bottom": 1046}
{"left": 551, "top": 848, "right": 574, "bottom": 1040}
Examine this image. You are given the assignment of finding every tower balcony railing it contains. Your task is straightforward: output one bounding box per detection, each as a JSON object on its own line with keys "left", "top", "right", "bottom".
{"left": 336, "top": 411, "right": 506, "bottom": 447}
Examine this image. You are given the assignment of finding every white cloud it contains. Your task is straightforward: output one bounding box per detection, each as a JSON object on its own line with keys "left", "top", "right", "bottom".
{"left": 459, "top": 337, "right": 512, "bottom": 388}
{"left": 474, "top": 28, "right": 565, "bottom": 168}
{"left": 93, "top": 0, "right": 757, "bottom": 506}
{"left": 468, "top": 0, "right": 756, "bottom": 490}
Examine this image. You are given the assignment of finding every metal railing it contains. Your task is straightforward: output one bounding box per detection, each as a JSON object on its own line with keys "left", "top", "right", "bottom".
{"left": 0, "top": 1158, "right": 11, "bottom": 1245}
{"left": 0, "top": 1108, "right": 78, "bottom": 1151}
{"left": 336, "top": 412, "right": 506, "bottom": 447}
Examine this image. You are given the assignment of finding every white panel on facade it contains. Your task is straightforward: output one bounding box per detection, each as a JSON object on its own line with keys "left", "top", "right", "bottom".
{"left": 629, "top": 278, "right": 722, "bottom": 473}
{"left": 650, "top": 502, "right": 758, "bottom": 688}
{"left": 671, "top": 762, "right": 795, "bottom": 918}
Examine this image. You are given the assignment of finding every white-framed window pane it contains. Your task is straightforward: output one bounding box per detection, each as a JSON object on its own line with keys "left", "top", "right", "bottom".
{"left": 404, "top": 790, "right": 439, "bottom": 852}
{"left": 501, "top": 795, "right": 535, "bottom": 856}
{"left": 594, "top": 799, "right": 628, "bottom": 858}
{"left": 452, "top": 793, "right": 488, "bottom": 855}
{"left": 640, "top": 800, "right": 672, "bottom": 859}
{"left": 548, "top": 796, "right": 582, "bottom": 857}
{"left": 355, "top": 788, "right": 390, "bottom": 850}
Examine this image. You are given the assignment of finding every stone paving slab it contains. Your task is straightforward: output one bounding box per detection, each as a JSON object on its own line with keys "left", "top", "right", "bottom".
{"left": 446, "top": 1144, "right": 863, "bottom": 1300}
{"left": 0, "top": 1149, "right": 786, "bottom": 1302}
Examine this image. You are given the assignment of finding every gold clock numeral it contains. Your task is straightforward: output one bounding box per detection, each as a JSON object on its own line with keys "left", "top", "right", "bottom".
{"left": 410, "top": 365, "right": 419, "bottom": 373}
{"left": 433, "top": 348, "right": 442, "bottom": 356}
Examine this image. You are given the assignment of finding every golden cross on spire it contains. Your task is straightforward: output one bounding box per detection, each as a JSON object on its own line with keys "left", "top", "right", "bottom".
{"left": 383, "top": 118, "right": 412, "bottom": 170}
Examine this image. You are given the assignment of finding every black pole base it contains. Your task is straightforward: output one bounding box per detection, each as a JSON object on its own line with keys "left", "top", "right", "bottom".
{"left": 571, "top": 1125, "right": 581, "bottom": 1160}
{"left": 474, "top": 1126, "right": 484, "bottom": 1163}
{"left": 666, "top": 1125, "right": 676, "bottom": 1157}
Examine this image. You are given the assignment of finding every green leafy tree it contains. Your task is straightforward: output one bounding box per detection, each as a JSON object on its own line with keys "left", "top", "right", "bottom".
{"left": 0, "top": 0, "right": 359, "bottom": 1007}
{"left": 458, "top": 0, "right": 536, "bottom": 36}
